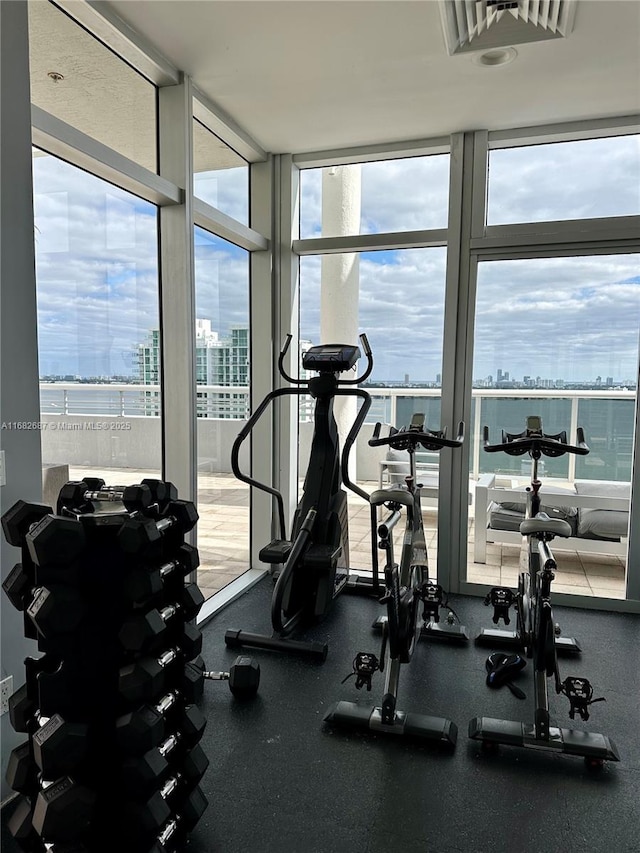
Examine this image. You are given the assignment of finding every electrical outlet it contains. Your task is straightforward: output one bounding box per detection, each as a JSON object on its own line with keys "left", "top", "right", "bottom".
{"left": 1, "top": 676, "right": 13, "bottom": 715}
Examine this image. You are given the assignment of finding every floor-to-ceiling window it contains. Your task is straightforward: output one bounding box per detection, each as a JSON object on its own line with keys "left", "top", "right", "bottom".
{"left": 194, "top": 228, "right": 251, "bottom": 599}
{"left": 33, "top": 152, "right": 162, "bottom": 487}
{"left": 296, "top": 150, "right": 450, "bottom": 575}
{"left": 28, "top": 0, "right": 163, "bottom": 500}
{"left": 465, "top": 132, "right": 640, "bottom": 602}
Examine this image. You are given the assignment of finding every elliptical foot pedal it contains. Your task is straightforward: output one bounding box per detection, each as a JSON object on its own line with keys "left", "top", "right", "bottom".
{"left": 259, "top": 539, "right": 292, "bottom": 563}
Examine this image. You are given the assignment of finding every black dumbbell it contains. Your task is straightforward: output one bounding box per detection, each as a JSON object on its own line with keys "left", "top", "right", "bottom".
{"left": 180, "top": 621, "right": 203, "bottom": 660}
{"left": 140, "top": 479, "right": 179, "bottom": 513}
{"left": 123, "top": 544, "right": 199, "bottom": 604}
{"left": 9, "top": 682, "right": 37, "bottom": 733}
{"left": 1, "top": 500, "right": 53, "bottom": 548}
{"left": 147, "top": 787, "right": 209, "bottom": 853}
{"left": 32, "top": 714, "right": 89, "bottom": 778}
{"left": 121, "top": 735, "right": 209, "bottom": 797}
{"left": 6, "top": 707, "right": 89, "bottom": 781}
{"left": 3, "top": 562, "right": 35, "bottom": 610}
{"left": 116, "top": 691, "right": 206, "bottom": 755}
{"left": 7, "top": 796, "right": 44, "bottom": 852}
{"left": 32, "top": 776, "right": 96, "bottom": 843}
{"left": 118, "top": 583, "right": 204, "bottom": 652}
{"left": 122, "top": 774, "right": 204, "bottom": 841}
{"left": 56, "top": 480, "right": 152, "bottom": 516}
{"left": 10, "top": 656, "right": 64, "bottom": 732}
{"left": 118, "top": 501, "right": 198, "bottom": 555}
{"left": 201, "top": 655, "right": 261, "bottom": 699}
{"left": 3, "top": 564, "right": 85, "bottom": 637}
{"left": 25, "top": 514, "right": 86, "bottom": 568}
{"left": 119, "top": 649, "right": 203, "bottom": 706}
{"left": 6, "top": 740, "right": 39, "bottom": 796}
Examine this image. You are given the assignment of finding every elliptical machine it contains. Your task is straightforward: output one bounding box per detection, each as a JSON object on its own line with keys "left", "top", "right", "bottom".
{"left": 225, "top": 334, "right": 380, "bottom": 661}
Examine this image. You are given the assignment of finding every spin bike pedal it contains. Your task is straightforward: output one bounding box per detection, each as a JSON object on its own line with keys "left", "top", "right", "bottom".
{"left": 419, "top": 580, "right": 444, "bottom": 623}
{"left": 341, "top": 652, "right": 380, "bottom": 691}
{"left": 560, "top": 676, "right": 606, "bottom": 721}
{"left": 484, "top": 587, "right": 516, "bottom": 625}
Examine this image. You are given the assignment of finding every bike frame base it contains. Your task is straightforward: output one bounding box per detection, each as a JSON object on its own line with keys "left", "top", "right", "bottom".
{"left": 372, "top": 615, "right": 469, "bottom": 643}
{"left": 345, "top": 571, "right": 383, "bottom": 597}
{"left": 469, "top": 716, "right": 620, "bottom": 761}
{"left": 225, "top": 629, "right": 328, "bottom": 661}
{"left": 474, "top": 627, "right": 581, "bottom": 654}
{"left": 324, "top": 701, "right": 458, "bottom": 746}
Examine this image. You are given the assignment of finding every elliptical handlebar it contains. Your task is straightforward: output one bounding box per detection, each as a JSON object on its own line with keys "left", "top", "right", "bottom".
{"left": 341, "top": 334, "right": 374, "bottom": 385}
{"left": 277, "top": 333, "right": 374, "bottom": 386}
{"left": 368, "top": 420, "right": 465, "bottom": 452}
{"left": 277, "top": 334, "right": 300, "bottom": 385}
{"left": 482, "top": 424, "right": 589, "bottom": 458}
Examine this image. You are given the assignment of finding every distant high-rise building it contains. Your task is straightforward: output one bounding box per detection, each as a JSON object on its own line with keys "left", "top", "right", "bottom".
{"left": 138, "top": 321, "right": 250, "bottom": 418}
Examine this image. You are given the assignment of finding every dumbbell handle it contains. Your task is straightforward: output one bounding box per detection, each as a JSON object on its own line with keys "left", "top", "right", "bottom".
{"left": 157, "top": 647, "right": 181, "bottom": 668}
{"left": 157, "top": 730, "right": 184, "bottom": 759}
{"left": 159, "top": 770, "right": 188, "bottom": 801}
{"left": 154, "top": 690, "right": 180, "bottom": 716}
{"left": 83, "top": 487, "right": 131, "bottom": 502}
{"left": 201, "top": 671, "right": 231, "bottom": 681}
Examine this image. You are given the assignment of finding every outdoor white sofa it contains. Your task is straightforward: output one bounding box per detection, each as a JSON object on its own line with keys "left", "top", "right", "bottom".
{"left": 473, "top": 473, "right": 630, "bottom": 563}
{"left": 378, "top": 448, "right": 473, "bottom": 508}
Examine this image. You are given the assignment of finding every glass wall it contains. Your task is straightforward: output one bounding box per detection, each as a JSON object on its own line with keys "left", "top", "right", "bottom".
{"left": 467, "top": 253, "right": 639, "bottom": 598}
{"left": 487, "top": 134, "right": 640, "bottom": 224}
{"left": 33, "top": 150, "right": 162, "bottom": 491}
{"left": 194, "top": 228, "right": 250, "bottom": 600}
{"left": 193, "top": 119, "right": 249, "bottom": 224}
{"left": 300, "top": 154, "right": 449, "bottom": 238}
{"left": 299, "top": 239, "right": 448, "bottom": 573}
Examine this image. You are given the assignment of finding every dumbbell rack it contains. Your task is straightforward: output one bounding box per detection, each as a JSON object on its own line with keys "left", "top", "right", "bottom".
{"left": 2, "top": 478, "right": 209, "bottom": 853}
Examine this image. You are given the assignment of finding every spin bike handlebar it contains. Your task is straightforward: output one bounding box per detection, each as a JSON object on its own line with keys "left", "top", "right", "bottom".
{"left": 482, "top": 425, "right": 589, "bottom": 458}
{"left": 278, "top": 333, "right": 374, "bottom": 385}
{"left": 368, "top": 420, "right": 465, "bottom": 452}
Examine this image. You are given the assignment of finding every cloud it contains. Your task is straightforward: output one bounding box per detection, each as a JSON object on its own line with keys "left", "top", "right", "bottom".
{"left": 33, "top": 144, "right": 640, "bottom": 386}
{"left": 488, "top": 135, "right": 640, "bottom": 223}
{"left": 303, "top": 250, "right": 639, "bottom": 384}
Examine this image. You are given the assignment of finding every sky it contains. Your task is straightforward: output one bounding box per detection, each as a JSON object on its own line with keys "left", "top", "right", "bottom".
{"left": 32, "top": 135, "right": 640, "bottom": 383}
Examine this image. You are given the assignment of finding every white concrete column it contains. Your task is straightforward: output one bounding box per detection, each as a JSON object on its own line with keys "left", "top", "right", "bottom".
{"left": 320, "top": 165, "right": 362, "bottom": 470}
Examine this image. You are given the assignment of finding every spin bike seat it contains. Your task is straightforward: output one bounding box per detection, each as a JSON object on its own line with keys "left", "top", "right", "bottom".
{"left": 369, "top": 487, "right": 413, "bottom": 508}
{"left": 520, "top": 512, "right": 572, "bottom": 539}
{"left": 485, "top": 652, "right": 526, "bottom": 689}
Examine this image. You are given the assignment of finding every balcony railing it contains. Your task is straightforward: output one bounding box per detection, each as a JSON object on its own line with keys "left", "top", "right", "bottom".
{"left": 39, "top": 383, "right": 635, "bottom": 484}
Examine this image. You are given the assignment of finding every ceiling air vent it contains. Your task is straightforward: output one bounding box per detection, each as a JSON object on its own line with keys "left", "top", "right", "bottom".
{"left": 439, "top": 0, "right": 578, "bottom": 55}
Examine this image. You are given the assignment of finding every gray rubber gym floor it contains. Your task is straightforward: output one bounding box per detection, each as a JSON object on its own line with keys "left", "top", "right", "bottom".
{"left": 3, "top": 579, "right": 639, "bottom": 853}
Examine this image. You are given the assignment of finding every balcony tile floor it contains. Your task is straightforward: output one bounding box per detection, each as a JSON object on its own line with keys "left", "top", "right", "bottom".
{"left": 69, "top": 468, "right": 627, "bottom": 602}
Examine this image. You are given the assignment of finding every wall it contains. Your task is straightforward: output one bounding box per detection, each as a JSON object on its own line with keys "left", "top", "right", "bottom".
{"left": 0, "top": 1, "right": 43, "bottom": 805}
{"left": 40, "top": 415, "right": 382, "bottom": 481}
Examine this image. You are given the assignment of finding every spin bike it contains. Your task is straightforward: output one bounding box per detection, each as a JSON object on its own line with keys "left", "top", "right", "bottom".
{"left": 469, "top": 416, "right": 620, "bottom": 763}
{"left": 324, "top": 414, "right": 464, "bottom": 743}
{"left": 224, "top": 334, "right": 380, "bottom": 661}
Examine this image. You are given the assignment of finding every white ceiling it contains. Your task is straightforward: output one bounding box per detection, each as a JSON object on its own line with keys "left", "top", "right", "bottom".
{"left": 104, "top": 0, "right": 640, "bottom": 155}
